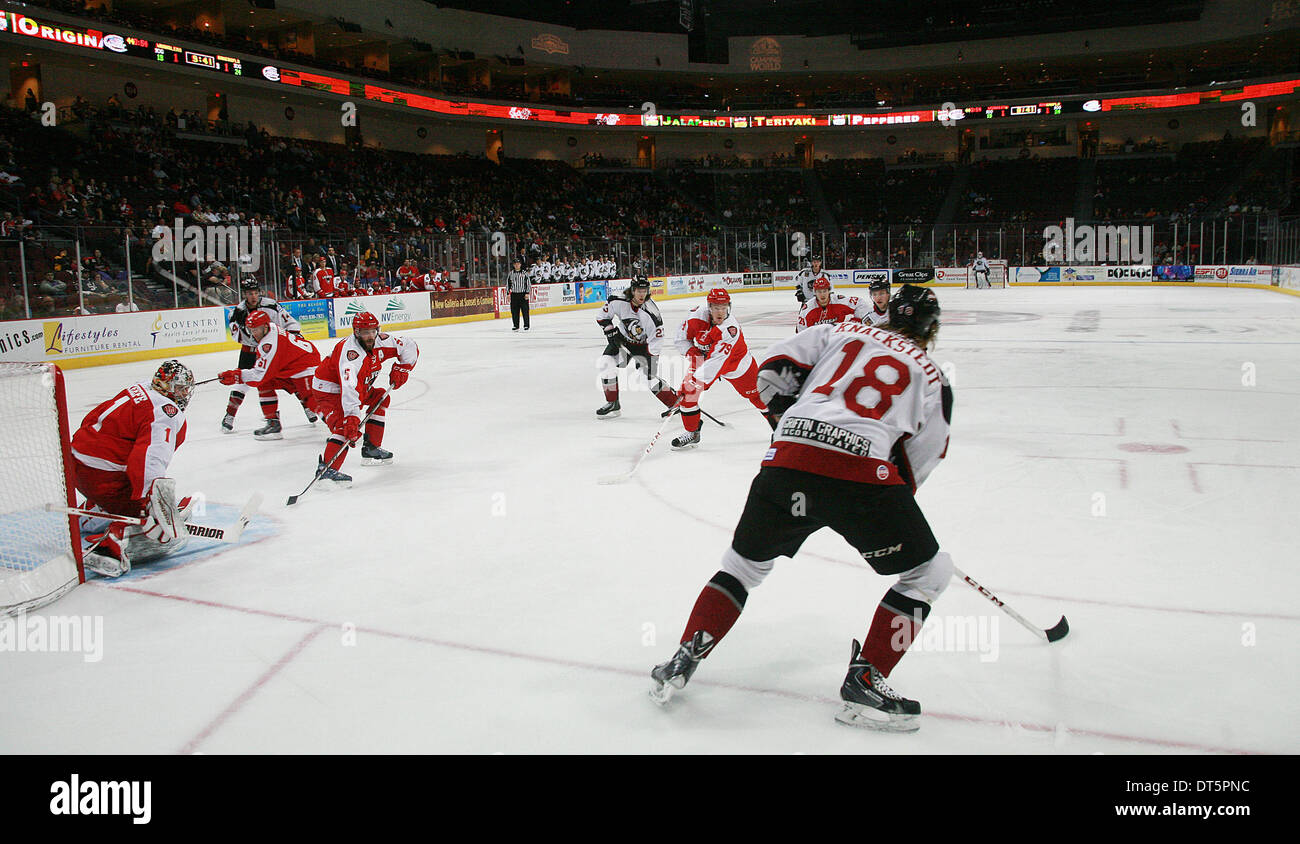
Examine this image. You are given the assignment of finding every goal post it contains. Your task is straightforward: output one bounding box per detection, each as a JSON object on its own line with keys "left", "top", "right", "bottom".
{"left": 0, "top": 363, "right": 84, "bottom": 616}
{"left": 966, "top": 260, "right": 1009, "bottom": 288}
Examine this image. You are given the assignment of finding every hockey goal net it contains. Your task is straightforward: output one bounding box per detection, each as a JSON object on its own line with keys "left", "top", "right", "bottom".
{"left": 0, "top": 363, "right": 83, "bottom": 615}
{"left": 966, "top": 260, "right": 1009, "bottom": 288}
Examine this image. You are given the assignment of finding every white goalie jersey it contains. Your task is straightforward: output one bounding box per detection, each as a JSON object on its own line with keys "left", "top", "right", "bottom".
{"left": 762, "top": 321, "right": 952, "bottom": 491}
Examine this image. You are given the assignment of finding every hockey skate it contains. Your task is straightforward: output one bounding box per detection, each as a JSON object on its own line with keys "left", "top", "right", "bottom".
{"left": 834, "top": 639, "right": 921, "bottom": 733}
{"left": 649, "top": 631, "right": 715, "bottom": 705}
{"left": 670, "top": 429, "right": 701, "bottom": 450}
{"left": 361, "top": 440, "right": 393, "bottom": 466}
{"left": 253, "top": 417, "right": 283, "bottom": 440}
{"left": 596, "top": 400, "right": 621, "bottom": 419}
{"left": 317, "top": 459, "right": 352, "bottom": 487}
{"left": 220, "top": 414, "right": 235, "bottom": 434}
{"left": 302, "top": 404, "right": 319, "bottom": 424}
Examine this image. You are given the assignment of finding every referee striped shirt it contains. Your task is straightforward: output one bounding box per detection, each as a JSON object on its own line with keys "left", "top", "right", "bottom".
{"left": 507, "top": 270, "right": 530, "bottom": 294}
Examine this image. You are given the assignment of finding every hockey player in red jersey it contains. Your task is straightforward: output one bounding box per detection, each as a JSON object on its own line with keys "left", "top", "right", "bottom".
{"left": 795, "top": 278, "right": 874, "bottom": 333}
{"left": 70, "top": 360, "right": 197, "bottom": 576}
{"left": 594, "top": 275, "right": 678, "bottom": 418}
{"left": 310, "top": 311, "right": 418, "bottom": 485}
{"left": 650, "top": 285, "right": 955, "bottom": 733}
{"left": 312, "top": 257, "right": 336, "bottom": 298}
{"left": 217, "top": 310, "right": 321, "bottom": 440}
{"left": 671, "top": 288, "right": 779, "bottom": 449}
{"left": 222, "top": 278, "right": 316, "bottom": 436}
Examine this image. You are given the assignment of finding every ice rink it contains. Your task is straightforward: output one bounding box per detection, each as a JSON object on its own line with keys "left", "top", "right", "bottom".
{"left": 4, "top": 285, "right": 1298, "bottom": 755}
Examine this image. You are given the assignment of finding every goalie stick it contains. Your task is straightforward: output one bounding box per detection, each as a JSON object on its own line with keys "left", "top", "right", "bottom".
{"left": 48, "top": 492, "right": 264, "bottom": 544}
{"left": 286, "top": 389, "right": 389, "bottom": 506}
{"left": 954, "top": 565, "right": 1069, "bottom": 643}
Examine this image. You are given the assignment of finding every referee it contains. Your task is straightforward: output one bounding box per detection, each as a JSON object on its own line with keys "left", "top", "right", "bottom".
{"left": 507, "top": 258, "right": 531, "bottom": 331}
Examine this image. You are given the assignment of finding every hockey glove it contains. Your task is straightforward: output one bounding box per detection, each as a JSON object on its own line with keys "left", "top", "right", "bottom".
{"left": 795, "top": 288, "right": 806, "bottom": 304}
{"left": 140, "top": 478, "right": 185, "bottom": 543}
{"left": 601, "top": 321, "right": 621, "bottom": 342}
{"left": 756, "top": 361, "right": 808, "bottom": 416}
{"left": 218, "top": 369, "right": 243, "bottom": 386}
{"left": 389, "top": 363, "right": 413, "bottom": 390}
{"left": 341, "top": 415, "right": 363, "bottom": 444}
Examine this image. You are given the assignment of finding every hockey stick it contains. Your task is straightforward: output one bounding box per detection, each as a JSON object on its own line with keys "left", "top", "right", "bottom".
{"left": 286, "top": 389, "right": 388, "bottom": 506}
{"left": 598, "top": 400, "right": 683, "bottom": 485}
{"left": 47, "top": 492, "right": 264, "bottom": 544}
{"left": 953, "top": 565, "right": 1069, "bottom": 643}
{"left": 661, "top": 404, "right": 726, "bottom": 427}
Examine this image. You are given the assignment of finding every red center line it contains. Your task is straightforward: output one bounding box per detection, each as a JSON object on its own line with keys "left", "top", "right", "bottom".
{"left": 178, "top": 623, "right": 327, "bottom": 755}
{"left": 100, "top": 582, "right": 1265, "bottom": 755}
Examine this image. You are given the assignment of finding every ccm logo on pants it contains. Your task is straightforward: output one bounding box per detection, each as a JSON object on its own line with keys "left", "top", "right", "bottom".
{"left": 862, "top": 544, "right": 903, "bottom": 559}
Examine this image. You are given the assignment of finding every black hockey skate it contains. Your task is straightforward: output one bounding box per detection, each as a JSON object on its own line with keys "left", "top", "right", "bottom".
{"left": 834, "top": 639, "right": 920, "bottom": 733}
{"left": 303, "top": 404, "right": 318, "bottom": 424}
{"left": 253, "top": 416, "right": 283, "bottom": 440}
{"left": 361, "top": 440, "right": 393, "bottom": 466}
{"left": 670, "top": 429, "right": 701, "bottom": 450}
{"left": 220, "top": 414, "right": 235, "bottom": 434}
{"left": 317, "top": 459, "right": 352, "bottom": 487}
{"left": 649, "top": 631, "right": 715, "bottom": 705}
{"left": 596, "top": 400, "right": 621, "bottom": 419}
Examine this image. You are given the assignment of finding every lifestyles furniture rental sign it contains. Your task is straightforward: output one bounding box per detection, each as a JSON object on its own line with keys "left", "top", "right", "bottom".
{"left": 0, "top": 307, "right": 228, "bottom": 365}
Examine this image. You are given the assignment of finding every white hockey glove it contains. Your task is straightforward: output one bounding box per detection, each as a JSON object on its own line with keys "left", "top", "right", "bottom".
{"left": 756, "top": 362, "right": 808, "bottom": 416}
{"left": 140, "top": 478, "right": 187, "bottom": 545}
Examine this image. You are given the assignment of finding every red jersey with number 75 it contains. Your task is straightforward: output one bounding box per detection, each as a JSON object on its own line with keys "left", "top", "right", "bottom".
{"left": 761, "top": 321, "right": 951, "bottom": 491}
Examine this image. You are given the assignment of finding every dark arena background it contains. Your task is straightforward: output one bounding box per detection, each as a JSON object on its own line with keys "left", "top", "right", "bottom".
{"left": 0, "top": 0, "right": 1292, "bottom": 822}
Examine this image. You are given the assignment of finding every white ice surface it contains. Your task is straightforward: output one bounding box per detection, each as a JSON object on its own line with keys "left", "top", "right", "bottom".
{"left": 2, "top": 286, "right": 1298, "bottom": 754}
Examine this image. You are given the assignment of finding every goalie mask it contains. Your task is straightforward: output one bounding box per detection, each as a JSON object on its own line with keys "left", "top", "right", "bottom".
{"left": 151, "top": 360, "right": 195, "bottom": 411}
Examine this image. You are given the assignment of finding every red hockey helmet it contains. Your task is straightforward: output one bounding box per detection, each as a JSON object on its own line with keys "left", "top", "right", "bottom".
{"left": 352, "top": 311, "right": 380, "bottom": 332}
{"left": 246, "top": 309, "right": 271, "bottom": 330}
{"left": 812, "top": 278, "right": 832, "bottom": 292}
{"left": 706, "top": 288, "right": 731, "bottom": 306}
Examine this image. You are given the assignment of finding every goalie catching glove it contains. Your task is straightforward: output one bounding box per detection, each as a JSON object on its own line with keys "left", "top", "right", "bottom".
{"left": 756, "top": 360, "right": 809, "bottom": 416}
{"left": 389, "top": 363, "right": 413, "bottom": 390}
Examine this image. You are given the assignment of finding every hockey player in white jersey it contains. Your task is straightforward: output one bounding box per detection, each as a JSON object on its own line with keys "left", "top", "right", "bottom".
{"left": 649, "top": 284, "right": 955, "bottom": 733}
{"left": 971, "top": 252, "right": 991, "bottom": 288}
{"left": 595, "top": 275, "right": 678, "bottom": 418}
{"left": 865, "top": 278, "right": 891, "bottom": 326}
{"left": 793, "top": 254, "right": 830, "bottom": 305}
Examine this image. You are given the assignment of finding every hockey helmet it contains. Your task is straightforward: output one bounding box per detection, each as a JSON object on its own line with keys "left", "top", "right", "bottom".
{"left": 812, "top": 278, "right": 832, "bottom": 292}
{"left": 888, "top": 284, "right": 941, "bottom": 343}
{"left": 246, "top": 310, "right": 272, "bottom": 330}
{"left": 706, "top": 288, "right": 731, "bottom": 306}
{"left": 240, "top": 277, "right": 260, "bottom": 292}
{"left": 868, "top": 278, "right": 890, "bottom": 293}
{"left": 629, "top": 274, "right": 650, "bottom": 291}
{"left": 352, "top": 311, "right": 380, "bottom": 333}
{"left": 151, "top": 359, "right": 195, "bottom": 411}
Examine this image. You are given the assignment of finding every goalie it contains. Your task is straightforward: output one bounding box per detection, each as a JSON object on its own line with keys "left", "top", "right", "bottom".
{"left": 69, "top": 360, "right": 197, "bottom": 576}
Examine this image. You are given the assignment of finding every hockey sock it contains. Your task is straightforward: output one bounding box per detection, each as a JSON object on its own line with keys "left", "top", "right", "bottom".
{"left": 259, "top": 388, "right": 279, "bottom": 420}
{"left": 681, "top": 408, "right": 702, "bottom": 433}
{"left": 321, "top": 437, "right": 347, "bottom": 470}
{"left": 602, "top": 378, "right": 619, "bottom": 403}
{"left": 365, "top": 417, "right": 385, "bottom": 447}
{"left": 654, "top": 385, "right": 679, "bottom": 408}
{"left": 225, "top": 388, "right": 247, "bottom": 417}
{"left": 858, "top": 588, "right": 932, "bottom": 677}
{"left": 680, "top": 571, "right": 748, "bottom": 651}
